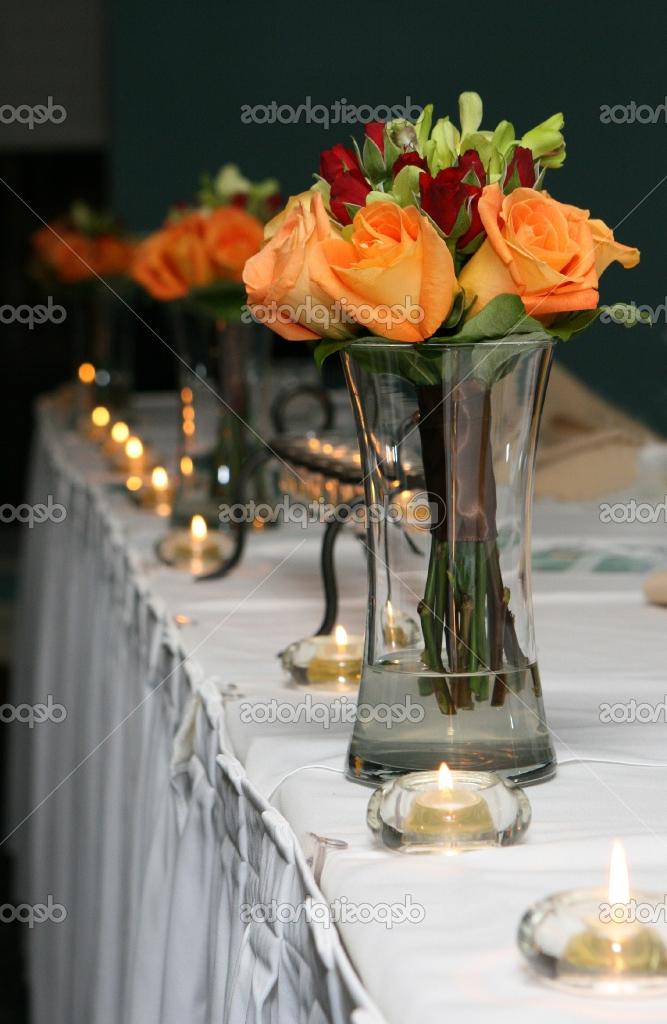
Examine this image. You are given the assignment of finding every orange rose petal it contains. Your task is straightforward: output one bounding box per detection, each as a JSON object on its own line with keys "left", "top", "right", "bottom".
{"left": 588, "top": 218, "right": 640, "bottom": 275}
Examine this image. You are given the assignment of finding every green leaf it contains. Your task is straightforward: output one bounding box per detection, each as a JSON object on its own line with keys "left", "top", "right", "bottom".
{"left": 427, "top": 117, "right": 459, "bottom": 175}
{"left": 186, "top": 283, "right": 247, "bottom": 322}
{"left": 546, "top": 303, "right": 652, "bottom": 340}
{"left": 444, "top": 294, "right": 543, "bottom": 343}
{"left": 544, "top": 309, "right": 601, "bottom": 341}
{"left": 362, "top": 136, "right": 386, "bottom": 185}
{"left": 414, "top": 104, "right": 433, "bottom": 153}
{"left": 491, "top": 120, "right": 516, "bottom": 156}
{"left": 521, "top": 112, "right": 566, "bottom": 168}
{"left": 314, "top": 338, "right": 353, "bottom": 369}
{"left": 382, "top": 130, "right": 402, "bottom": 175}
{"left": 392, "top": 164, "right": 422, "bottom": 207}
{"left": 459, "top": 92, "right": 483, "bottom": 136}
{"left": 350, "top": 343, "right": 443, "bottom": 385}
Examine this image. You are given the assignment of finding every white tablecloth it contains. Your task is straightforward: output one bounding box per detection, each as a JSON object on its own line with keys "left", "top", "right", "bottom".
{"left": 10, "top": 393, "right": 667, "bottom": 1024}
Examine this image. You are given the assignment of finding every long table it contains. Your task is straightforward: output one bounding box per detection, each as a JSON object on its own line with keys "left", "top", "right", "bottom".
{"left": 10, "top": 392, "right": 667, "bottom": 1023}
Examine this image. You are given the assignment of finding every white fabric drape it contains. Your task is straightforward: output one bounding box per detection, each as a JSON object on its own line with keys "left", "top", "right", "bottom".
{"left": 11, "top": 398, "right": 375, "bottom": 1024}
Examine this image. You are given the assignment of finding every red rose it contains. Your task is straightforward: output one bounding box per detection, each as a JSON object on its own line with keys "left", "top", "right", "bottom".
{"left": 419, "top": 150, "right": 486, "bottom": 249}
{"left": 329, "top": 168, "right": 371, "bottom": 224}
{"left": 364, "top": 121, "right": 385, "bottom": 154}
{"left": 392, "top": 152, "right": 428, "bottom": 177}
{"left": 503, "top": 146, "right": 536, "bottom": 189}
{"left": 319, "top": 143, "right": 360, "bottom": 185}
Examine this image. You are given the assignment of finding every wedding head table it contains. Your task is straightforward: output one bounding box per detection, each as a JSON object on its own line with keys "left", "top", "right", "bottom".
{"left": 10, "top": 389, "right": 667, "bottom": 1024}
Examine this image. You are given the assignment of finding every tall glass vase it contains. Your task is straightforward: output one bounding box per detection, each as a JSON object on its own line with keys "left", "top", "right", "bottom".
{"left": 169, "top": 310, "right": 272, "bottom": 528}
{"left": 72, "top": 286, "right": 135, "bottom": 418}
{"left": 342, "top": 335, "right": 556, "bottom": 786}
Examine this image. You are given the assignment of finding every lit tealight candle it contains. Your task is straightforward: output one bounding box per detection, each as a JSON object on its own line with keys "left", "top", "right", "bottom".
{"left": 563, "top": 841, "right": 666, "bottom": 972}
{"left": 125, "top": 435, "right": 145, "bottom": 474}
{"left": 156, "top": 513, "right": 228, "bottom": 574}
{"left": 110, "top": 420, "right": 130, "bottom": 445}
{"left": 89, "top": 405, "right": 111, "bottom": 441}
{"left": 305, "top": 625, "right": 363, "bottom": 686}
{"left": 404, "top": 763, "right": 495, "bottom": 837}
{"left": 147, "top": 466, "right": 172, "bottom": 516}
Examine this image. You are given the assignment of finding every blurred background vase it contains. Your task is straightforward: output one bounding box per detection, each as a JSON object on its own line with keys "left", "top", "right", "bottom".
{"left": 72, "top": 284, "right": 135, "bottom": 419}
{"left": 169, "top": 308, "right": 273, "bottom": 528}
{"left": 342, "top": 335, "right": 556, "bottom": 786}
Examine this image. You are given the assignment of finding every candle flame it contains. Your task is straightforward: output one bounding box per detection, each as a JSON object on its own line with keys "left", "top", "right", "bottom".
{"left": 180, "top": 386, "right": 193, "bottom": 404}
{"left": 110, "top": 421, "right": 130, "bottom": 444}
{"left": 151, "top": 467, "right": 169, "bottom": 491}
{"left": 386, "top": 599, "right": 394, "bottom": 624}
{"left": 191, "top": 515, "right": 207, "bottom": 541}
{"left": 608, "top": 839, "right": 630, "bottom": 905}
{"left": 125, "top": 436, "right": 144, "bottom": 459}
{"left": 334, "top": 625, "right": 348, "bottom": 647}
{"left": 91, "top": 406, "right": 110, "bottom": 427}
{"left": 126, "top": 475, "right": 142, "bottom": 492}
{"left": 437, "top": 762, "right": 453, "bottom": 792}
{"left": 180, "top": 455, "right": 194, "bottom": 476}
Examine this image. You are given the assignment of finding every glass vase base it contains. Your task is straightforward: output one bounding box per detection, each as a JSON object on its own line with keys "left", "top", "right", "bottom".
{"left": 347, "top": 744, "right": 556, "bottom": 789}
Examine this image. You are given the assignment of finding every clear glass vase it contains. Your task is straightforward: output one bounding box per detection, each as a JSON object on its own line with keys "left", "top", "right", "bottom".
{"left": 72, "top": 286, "right": 135, "bottom": 416}
{"left": 169, "top": 310, "right": 273, "bottom": 528}
{"left": 342, "top": 335, "right": 556, "bottom": 786}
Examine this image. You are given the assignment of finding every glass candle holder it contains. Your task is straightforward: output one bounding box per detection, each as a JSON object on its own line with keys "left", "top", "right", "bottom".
{"left": 281, "top": 626, "right": 363, "bottom": 688}
{"left": 128, "top": 466, "right": 173, "bottom": 517}
{"left": 518, "top": 841, "right": 667, "bottom": 995}
{"left": 367, "top": 764, "right": 531, "bottom": 853}
{"left": 156, "top": 514, "right": 231, "bottom": 576}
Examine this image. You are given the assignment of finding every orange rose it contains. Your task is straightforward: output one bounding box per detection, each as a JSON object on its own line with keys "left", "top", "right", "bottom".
{"left": 131, "top": 214, "right": 214, "bottom": 300}
{"left": 204, "top": 206, "right": 263, "bottom": 282}
{"left": 263, "top": 189, "right": 317, "bottom": 242}
{"left": 459, "top": 184, "right": 639, "bottom": 318}
{"left": 243, "top": 191, "right": 346, "bottom": 341}
{"left": 310, "top": 201, "right": 457, "bottom": 342}
{"left": 32, "top": 227, "right": 135, "bottom": 283}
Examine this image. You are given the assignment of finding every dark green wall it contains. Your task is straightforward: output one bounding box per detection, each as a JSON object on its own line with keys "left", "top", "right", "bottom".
{"left": 111, "top": 0, "right": 667, "bottom": 432}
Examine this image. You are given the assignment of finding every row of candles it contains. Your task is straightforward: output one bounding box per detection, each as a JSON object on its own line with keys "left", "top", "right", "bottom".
{"left": 79, "top": 371, "right": 667, "bottom": 995}
{"left": 81, "top": 374, "right": 367, "bottom": 670}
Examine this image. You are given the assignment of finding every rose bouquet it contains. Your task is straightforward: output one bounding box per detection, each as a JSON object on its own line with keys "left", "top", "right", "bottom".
{"left": 132, "top": 164, "right": 280, "bottom": 320}
{"left": 243, "top": 94, "right": 645, "bottom": 781}
{"left": 132, "top": 165, "right": 282, "bottom": 530}
{"left": 30, "top": 202, "right": 138, "bottom": 415}
{"left": 31, "top": 201, "right": 136, "bottom": 288}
